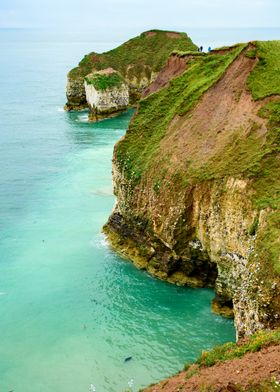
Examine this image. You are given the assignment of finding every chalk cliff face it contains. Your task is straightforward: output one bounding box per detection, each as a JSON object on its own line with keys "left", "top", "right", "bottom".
{"left": 104, "top": 42, "right": 280, "bottom": 339}
{"left": 65, "top": 30, "right": 197, "bottom": 113}
{"left": 84, "top": 69, "right": 129, "bottom": 121}
{"left": 85, "top": 81, "right": 129, "bottom": 120}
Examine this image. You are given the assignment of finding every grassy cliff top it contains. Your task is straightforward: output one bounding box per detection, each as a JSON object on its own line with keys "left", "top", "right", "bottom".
{"left": 84, "top": 71, "right": 124, "bottom": 91}
{"left": 116, "top": 41, "right": 280, "bottom": 197}
{"left": 195, "top": 328, "right": 280, "bottom": 368}
{"left": 68, "top": 30, "right": 197, "bottom": 79}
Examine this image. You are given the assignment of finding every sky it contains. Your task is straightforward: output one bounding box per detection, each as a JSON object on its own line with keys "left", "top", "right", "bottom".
{"left": 1, "top": 0, "right": 280, "bottom": 33}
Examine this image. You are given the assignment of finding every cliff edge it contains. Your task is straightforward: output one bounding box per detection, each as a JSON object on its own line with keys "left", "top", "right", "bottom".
{"left": 144, "top": 328, "right": 280, "bottom": 391}
{"left": 104, "top": 41, "right": 280, "bottom": 339}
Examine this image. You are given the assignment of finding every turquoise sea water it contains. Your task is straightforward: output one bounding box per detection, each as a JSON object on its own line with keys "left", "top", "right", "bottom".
{"left": 0, "top": 29, "right": 241, "bottom": 392}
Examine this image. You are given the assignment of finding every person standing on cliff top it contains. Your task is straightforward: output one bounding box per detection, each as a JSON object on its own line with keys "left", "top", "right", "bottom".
{"left": 200, "top": 45, "right": 203, "bottom": 52}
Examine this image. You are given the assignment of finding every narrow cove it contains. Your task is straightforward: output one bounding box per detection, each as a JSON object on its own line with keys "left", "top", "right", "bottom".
{"left": 0, "top": 31, "right": 235, "bottom": 392}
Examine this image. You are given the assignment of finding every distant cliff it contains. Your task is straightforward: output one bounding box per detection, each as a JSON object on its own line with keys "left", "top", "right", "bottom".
{"left": 104, "top": 41, "right": 280, "bottom": 339}
{"left": 65, "top": 30, "right": 196, "bottom": 118}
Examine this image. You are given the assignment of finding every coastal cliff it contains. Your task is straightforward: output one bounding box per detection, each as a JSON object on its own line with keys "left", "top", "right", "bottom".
{"left": 65, "top": 30, "right": 196, "bottom": 116}
{"left": 104, "top": 41, "right": 280, "bottom": 339}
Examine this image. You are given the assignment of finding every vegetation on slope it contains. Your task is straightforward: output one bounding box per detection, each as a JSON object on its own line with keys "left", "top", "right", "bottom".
{"left": 195, "top": 328, "right": 280, "bottom": 368}
{"left": 116, "top": 44, "right": 246, "bottom": 183}
{"left": 248, "top": 41, "right": 280, "bottom": 100}
{"left": 84, "top": 72, "right": 124, "bottom": 91}
{"left": 182, "top": 329, "right": 280, "bottom": 391}
{"left": 68, "top": 30, "right": 197, "bottom": 81}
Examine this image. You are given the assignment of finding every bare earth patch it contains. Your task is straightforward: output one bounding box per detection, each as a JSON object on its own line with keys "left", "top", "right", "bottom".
{"left": 145, "top": 31, "right": 157, "bottom": 37}
{"left": 143, "top": 55, "right": 187, "bottom": 97}
{"left": 96, "top": 67, "right": 116, "bottom": 75}
{"left": 166, "top": 32, "right": 183, "bottom": 39}
{"left": 160, "top": 51, "right": 267, "bottom": 170}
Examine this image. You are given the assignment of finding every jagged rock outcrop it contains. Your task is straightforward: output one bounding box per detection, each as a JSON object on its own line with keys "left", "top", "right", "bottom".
{"left": 65, "top": 30, "right": 197, "bottom": 115}
{"left": 104, "top": 42, "right": 280, "bottom": 339}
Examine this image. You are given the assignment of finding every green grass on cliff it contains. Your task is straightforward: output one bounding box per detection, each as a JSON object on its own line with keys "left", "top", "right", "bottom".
{"left": 251, "top": 125, "right": 280, "bottom": 209}
{"left": 116, "top": 44, "right": 245, "bottom": 183}
{"left": 84, "top": 72, "right": 124, "bottom": 91}
{"left": 194, "top": 328, "right": 280, "bottom": 368}
{"left": 68, "top": 30, "right": 197, "bottom": 80}
{"left": 248, "top": 41, "right": 280, "bottom": 100}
